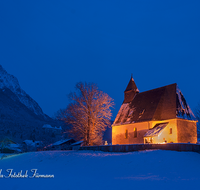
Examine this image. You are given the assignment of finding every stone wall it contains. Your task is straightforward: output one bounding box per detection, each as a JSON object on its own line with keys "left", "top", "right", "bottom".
{"left": 79, "top": 143, "right": 200, "bottom": 153}
{"left": 177, "top": 119, "right": 197, "bottom": 143}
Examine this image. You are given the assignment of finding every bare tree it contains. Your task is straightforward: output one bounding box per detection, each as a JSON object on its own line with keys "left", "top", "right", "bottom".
{"left": 58, "top": 82, "right": 114, "bottom": 146}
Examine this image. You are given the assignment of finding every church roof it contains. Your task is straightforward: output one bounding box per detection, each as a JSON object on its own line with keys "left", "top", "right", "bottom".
{"left": 113, "top": 83, "right": 196, "bottom": 126}
{"left": 124, "top": 77, "right": 139, "bottom": 92}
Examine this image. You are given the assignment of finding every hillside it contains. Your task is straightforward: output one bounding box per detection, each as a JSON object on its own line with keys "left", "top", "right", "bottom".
{"left": 0, "top": 65, "right": 64, "bottom": 143}
{"left": 0, "top": 150, "right": 199, "bottom": 190}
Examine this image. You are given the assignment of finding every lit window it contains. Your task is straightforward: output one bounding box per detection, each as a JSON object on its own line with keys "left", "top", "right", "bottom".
{"left": 125, "top": 129, "right": 128, "bottom": 139}
{"left": 169, "top": 128, "right": 172, "bottom": 134}
{"left": 134, "top": 128, "right": 137, "bottom": 138}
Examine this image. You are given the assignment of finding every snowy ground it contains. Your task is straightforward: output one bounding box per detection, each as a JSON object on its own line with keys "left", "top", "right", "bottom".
{"left": 0, "top": 150, "right": 200, "bottom": 190}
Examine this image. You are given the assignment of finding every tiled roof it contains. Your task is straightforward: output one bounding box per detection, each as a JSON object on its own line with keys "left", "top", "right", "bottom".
{"left": 113, "top": 83, "right": 196, "bottom": 126}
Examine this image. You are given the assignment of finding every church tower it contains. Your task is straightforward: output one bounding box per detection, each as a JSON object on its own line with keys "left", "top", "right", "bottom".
{"left": 124, "top": 76, "right": 139, "bottom": 103}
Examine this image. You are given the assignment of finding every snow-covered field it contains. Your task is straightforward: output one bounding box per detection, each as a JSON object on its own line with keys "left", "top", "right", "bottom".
{"left": 0, "top": 150, "right": 200, "bottom": 190}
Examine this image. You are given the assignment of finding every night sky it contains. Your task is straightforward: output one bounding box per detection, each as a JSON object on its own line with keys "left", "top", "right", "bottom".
{"left": 0, "top": 0, "right": 200, "bottom": 119}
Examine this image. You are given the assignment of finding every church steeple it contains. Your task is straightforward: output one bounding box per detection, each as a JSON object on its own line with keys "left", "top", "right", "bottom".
{"left": 124, "top": 76, "right": 139, "bottom": 103}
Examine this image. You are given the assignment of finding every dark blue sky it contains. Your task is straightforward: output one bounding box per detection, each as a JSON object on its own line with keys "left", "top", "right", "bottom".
{"left": 0, "top": 0, "right": 200, "bottom": 119}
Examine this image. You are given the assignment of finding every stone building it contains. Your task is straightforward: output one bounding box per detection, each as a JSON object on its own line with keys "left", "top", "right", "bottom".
{"left": 112, "top": 77, "right": 197, "bottom": 144}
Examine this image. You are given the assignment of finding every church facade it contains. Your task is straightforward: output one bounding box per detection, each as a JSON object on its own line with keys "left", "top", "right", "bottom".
{"left": 112, "top": 77, "right": 197, "bottom": 145}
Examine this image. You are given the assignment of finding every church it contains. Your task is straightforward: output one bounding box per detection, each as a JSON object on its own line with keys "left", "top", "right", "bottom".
{"left": 112, "top": 77, "right": 197, "bottom": 145}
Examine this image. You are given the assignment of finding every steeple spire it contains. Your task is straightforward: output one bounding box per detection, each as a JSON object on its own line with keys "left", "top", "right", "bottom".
{"left": 124, "top": 75, "right": 139, "bottom": 103}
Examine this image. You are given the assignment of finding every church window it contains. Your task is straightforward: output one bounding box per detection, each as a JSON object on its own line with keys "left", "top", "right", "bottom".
{"left": 125, "top": 129, "right": 128, "bottom": 139}
{"left": 134, "top": 128, "right": 137, "bottom": 138}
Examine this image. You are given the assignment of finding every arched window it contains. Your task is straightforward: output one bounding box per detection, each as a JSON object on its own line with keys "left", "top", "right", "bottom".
{"left": 125, "top": 129, "right": 128, "bottom": 139}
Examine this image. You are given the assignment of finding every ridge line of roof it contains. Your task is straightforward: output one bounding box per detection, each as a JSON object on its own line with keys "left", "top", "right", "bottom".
{"left": 136, "top": 83, "right": 177, "bottom": 95}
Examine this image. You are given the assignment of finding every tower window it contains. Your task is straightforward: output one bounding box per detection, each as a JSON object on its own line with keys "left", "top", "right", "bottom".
{"left": 169, "top": 128, "right": 172, "bottom": 134}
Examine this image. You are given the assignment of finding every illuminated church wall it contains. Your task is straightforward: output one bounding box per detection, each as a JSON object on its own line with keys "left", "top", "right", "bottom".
{"left": 112, "top": 119, "right": 179, "bottom": 145}
{"left": 112, "top": 77, "right": 198, "bottom": 145}
{"left": 112, "top": 122, "right": 149, "bottom": 145}
{"left": 146, "top": 119, "right": 178, "bottom": 144}
{"left": 177, "top": 119, "right": 197, "bottom": 144}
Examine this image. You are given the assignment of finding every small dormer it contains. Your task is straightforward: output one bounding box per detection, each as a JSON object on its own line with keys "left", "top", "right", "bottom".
{"left": 124, "top": 76, "right": 139, "bottom": 103}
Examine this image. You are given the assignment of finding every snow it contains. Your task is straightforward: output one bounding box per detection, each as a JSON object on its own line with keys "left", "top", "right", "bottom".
{"left": 43, "top": 124, "right": 62, "bottom": 130}
{"left": 0, "top": 65, "right": 45, "bottom": 116}
{"left": 176, "top": 86, "right": 196, "bottom": 120}
{"left": 23, "top": 140, "right": 42, "bottom": 147}
{"left": 113, "top": 102, "right": 137, "bottom": 126}
{"left": 144, "top": 123, "right": 168, "bottom": 137}
{"left": 113, "top": 103, "right": 128, "bottom": 125}
{"left": 55, "top": 126, "right": 62, "bottom": 130}
{"left": 6, "top": 144, "right": 22, "bottom": 153}
{"left": 113, "top": 103, "right": 134, "bottom": 125}
{"left": 24, "top": 140, "right": 33, "bottom": 145}
{"left": 0, "top": 150, "right": 200, "bottom": 189}
{"left": 9, "top": 144, "right": 20, "bottom": 148}
{"left": 71, "top": 141, "right": 83, "bottom": 146}
{"left": 52, "top": 138, "right": 73, "bottom": 146}
{"left": 42, "top": 124, "right": 53, "bottom": 129}
{"left": 0, "top": 153, "right": 17, "bottom": 160}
